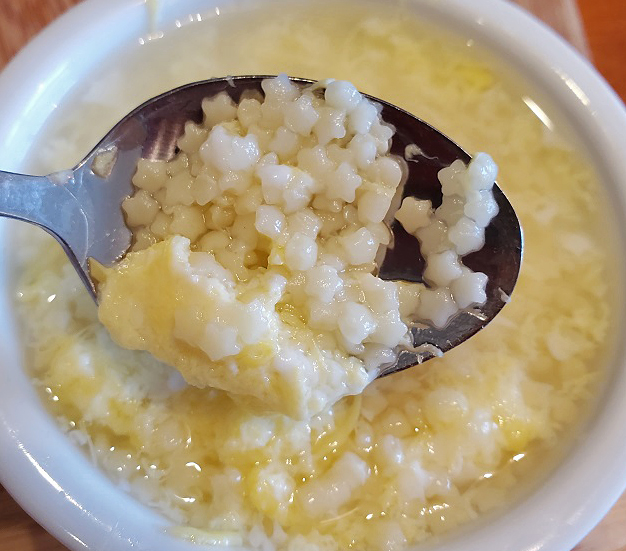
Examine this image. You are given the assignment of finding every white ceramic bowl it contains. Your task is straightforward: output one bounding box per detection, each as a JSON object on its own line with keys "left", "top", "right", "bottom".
{"left": 1, "top": 1, "right": 626, "bottom": 551}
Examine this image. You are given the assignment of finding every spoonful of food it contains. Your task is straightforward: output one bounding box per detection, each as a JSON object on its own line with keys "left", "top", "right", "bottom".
{"left": 0, "top": 75, "right": 521, "bottom": 400}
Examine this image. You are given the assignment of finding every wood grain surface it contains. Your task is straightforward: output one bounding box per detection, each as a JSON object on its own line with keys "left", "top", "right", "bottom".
{"left": 0, "top": 1, "right": 625, "bottom": 550}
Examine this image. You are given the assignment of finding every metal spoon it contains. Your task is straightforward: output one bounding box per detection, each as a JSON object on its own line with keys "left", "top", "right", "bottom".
{"left": 0, "top": 75, "right": 522, "bottom": 375}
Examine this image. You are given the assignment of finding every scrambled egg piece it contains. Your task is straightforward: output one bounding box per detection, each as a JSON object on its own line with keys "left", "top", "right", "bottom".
{"left": 94, "top": 236, "right": 370, "bottom": 418}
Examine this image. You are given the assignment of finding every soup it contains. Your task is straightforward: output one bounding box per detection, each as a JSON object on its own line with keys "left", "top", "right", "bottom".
{"left": 13, "top": 2, "right": 615, "bottom": 550}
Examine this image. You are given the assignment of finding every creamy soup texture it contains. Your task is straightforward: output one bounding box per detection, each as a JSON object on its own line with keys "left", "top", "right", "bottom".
{"left": 14, "top": 2, "right": 614, "bottom": 550}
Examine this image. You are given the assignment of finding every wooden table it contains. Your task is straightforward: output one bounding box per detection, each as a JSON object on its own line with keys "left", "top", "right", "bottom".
{"left": 0, "top": 1, "right": 625, "bottom": 550}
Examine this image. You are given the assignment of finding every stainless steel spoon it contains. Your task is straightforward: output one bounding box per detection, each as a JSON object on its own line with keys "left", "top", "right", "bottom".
{"left": 0, "top": 75, "right": 522, "bottom": 375}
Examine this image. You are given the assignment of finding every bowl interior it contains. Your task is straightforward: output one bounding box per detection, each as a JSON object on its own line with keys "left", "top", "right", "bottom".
{"left": 1, "top": 1, "right": 626, "bottom": 551}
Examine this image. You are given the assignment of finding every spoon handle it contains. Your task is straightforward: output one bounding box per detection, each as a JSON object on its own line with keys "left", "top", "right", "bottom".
{"left": 0, "top": 169, "right": 92, "bottom": 291}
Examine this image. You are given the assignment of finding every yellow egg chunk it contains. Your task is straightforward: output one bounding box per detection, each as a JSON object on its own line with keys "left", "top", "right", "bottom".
{"left": 95, "top": 236, "right": 371, "bottom": 419}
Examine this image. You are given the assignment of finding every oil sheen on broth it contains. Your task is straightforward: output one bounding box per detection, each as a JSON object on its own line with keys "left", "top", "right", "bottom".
{"left": 14, "top": 2, "right": 611, "bottom": 550}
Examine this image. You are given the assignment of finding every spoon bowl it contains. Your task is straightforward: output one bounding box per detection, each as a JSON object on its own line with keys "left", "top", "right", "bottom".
{"left": 0, "top": 75, "right": 522, "bottom": 375}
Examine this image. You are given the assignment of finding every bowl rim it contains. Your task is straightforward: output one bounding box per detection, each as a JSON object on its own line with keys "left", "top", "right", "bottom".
{"left": 1, "top": 1, "right": 626, "bottom": 551}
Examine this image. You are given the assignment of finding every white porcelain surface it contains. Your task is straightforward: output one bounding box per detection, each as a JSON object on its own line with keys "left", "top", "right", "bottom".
{"left": 1, "top": 1, "right": 626, "bottom": 550}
